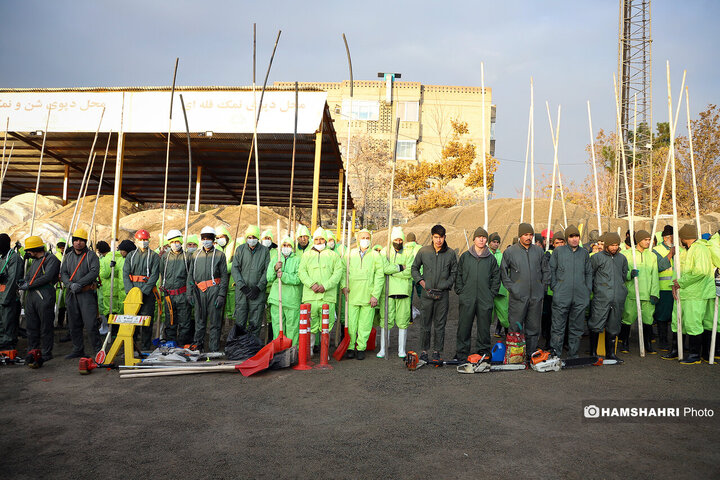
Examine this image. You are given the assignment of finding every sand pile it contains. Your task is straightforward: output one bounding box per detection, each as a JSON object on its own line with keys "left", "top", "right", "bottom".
{"left": 0, "top": 193, "right": 63, "bottom": 232}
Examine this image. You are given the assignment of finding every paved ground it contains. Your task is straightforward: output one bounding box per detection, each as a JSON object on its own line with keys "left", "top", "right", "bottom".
{"left": 2, "top": 298, "right": 719, "bottom": 479}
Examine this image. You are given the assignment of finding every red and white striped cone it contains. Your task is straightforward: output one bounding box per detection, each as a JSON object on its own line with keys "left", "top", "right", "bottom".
{"left": 315, "top": 304, "right": 333, "bottom": 370}
{"left": 293, "top": 303, "right": 312, "bottom": 371}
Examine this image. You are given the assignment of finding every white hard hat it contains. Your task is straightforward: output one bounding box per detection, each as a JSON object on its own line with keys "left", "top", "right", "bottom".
{"left": 166, "top": 229, "right": 183, "bottom": 241}
{"left": 200, "top": 226, "right": 216, "bottom": 236}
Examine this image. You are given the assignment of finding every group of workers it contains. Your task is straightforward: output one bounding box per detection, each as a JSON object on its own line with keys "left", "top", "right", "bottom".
{"left": 1, "top": 218, "right": 718, "bottom": 367}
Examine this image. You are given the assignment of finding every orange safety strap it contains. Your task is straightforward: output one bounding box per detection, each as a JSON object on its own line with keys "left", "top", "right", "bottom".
{"left": 195, "top": 278, "right": 221, "bottom": 292}
{"left": 28, "top": 255, "right": 48, "bottom": 286}
{"left": 68, "top": 252, "right": 88, "bottom": 282}
{"left": 129, "top": 274, "right": 148, "bottom": 283}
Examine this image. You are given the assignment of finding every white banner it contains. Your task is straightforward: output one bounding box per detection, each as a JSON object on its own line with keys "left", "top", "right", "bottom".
{"left": 0, "top": 90, "right": 327, "bottom": 134}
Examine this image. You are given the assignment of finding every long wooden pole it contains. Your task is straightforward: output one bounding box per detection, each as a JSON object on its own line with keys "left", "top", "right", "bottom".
{"left": 288, "top": 81, "right": 299, "bottom": 232}
{"left": 684, "top": 86, "right": 702, "bottom": 234}
{"left": 666, "top": 62, "right": 683, "bottom": 359}
{"left": 160, "top": 58, "right": 179, "bottom": 249}
{"left": 530, "top": 78, "right": 535, "bottom": 227}
{"left": 546, "top": 106, "right": 567, "bottom": 229}
{"left": 108, "top": 94, "right": 126, "bottom": 326}
{"left": 480, "top": 62, "right": 488, "bottom": 230}
{"left": 587, "top": 101, "right": 603, "bottom": 235}
{"left": 0, "top": 117, "right": 8, "bottom": 203}
{"left": 544, "top": 102, "right": 560, "bottom": 251}
{"left": 613, "top": 77, "right": 645, "bottom": 357}
{"left": 88, "top": 132, "right": 113, "bottom": 242}
{"left": 520, "top": 96, "right": 532, "bottom": 224}
{"left": 29, "top": 108, "right": 52, "bottom": 236}
{"left": 0, "top": 144, "right": 13, "bottom": 202}
{"left": 179, "top": 94, "right": 194, "bottom": 254}
{"left": 383, "top": 117, "right": 401, "bottom": 360}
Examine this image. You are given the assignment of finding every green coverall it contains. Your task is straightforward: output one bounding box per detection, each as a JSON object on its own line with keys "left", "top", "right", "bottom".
{"left": 621, "top": 247, "right": 659, "bottom": 326}
{"left": 266, "top": 249, "right": 302, "bottom": 346}
{"left": 490, "top": 247, "right": 509, "bottom": 328}
{"left": 231, "top": 243, "right": 270, "bottom": 338}
{"left": 188, "top": 247, "right": 229, "bottom": 351}
{"left": 298, "top": 246, "right": 343, "bottom": 344}
{"left": 672, "top": 241, "right": 715, "bottom": 335}
{"left": 379, "top": 245, "right": 415, "bottom": 329}
{"left": 123, "top": 248, "right": 161, "bottom": 350}
{"left": 98, "top": 252, "right": 122, "bottom": 316}
{"left": 342, "top": 247, "right": 384, "bottom": 352}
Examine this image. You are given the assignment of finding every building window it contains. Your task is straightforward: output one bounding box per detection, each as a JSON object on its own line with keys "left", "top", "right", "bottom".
{"left": 396, "top": 140, "right": 416, "bottom": 160}
{"left": 397, "top": 101, "right": 419, "bottom": 122}
{"left": 342, "top": 99, "right": 379, "bottom": 121}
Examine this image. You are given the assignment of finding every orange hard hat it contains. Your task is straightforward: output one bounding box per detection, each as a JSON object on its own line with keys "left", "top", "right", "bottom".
{"left": 134, "top": 229, "right": 150, "bottom": 240}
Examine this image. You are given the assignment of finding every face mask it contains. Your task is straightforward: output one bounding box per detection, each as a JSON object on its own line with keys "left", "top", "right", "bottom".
{"left": 327, "top": 240, "right": 335, "bottom": 250}
{"left": 202, "top": 240, "right": 214, "bottom": 249}
{"left": 137, "top": 240, "right": 149, "bottom": 250}
{"left": 171, "top": 242, "right": 182, "bottom": 252}
{"left": 393, "top": 242, "right": 402, "bottom": 251}
{"left": 187, "top": 246, "right": 197, "bottom": 254}
{"left": 281, "top": 247, "right": 293, "bottom": 256}
{"left": 261, "top": 239, "right": 272, "bottom": 248}
{"left": 217, "top": 237, "right": 227, "bottom": 247}
{"left": 314, "top": 243, "right": 326, "bottom": 252}
{"left": 359, "top": 239, "right": 371, "bottom": 249}
{"left": 247, "top": 238, "right": 259, "bottom": 248}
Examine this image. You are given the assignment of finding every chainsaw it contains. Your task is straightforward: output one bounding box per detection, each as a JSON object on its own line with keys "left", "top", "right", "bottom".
{"left": 530, "top": 349, "right": 562, "bottom": 372}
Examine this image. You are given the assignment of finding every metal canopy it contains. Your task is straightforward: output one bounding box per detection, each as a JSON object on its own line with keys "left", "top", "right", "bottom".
{"left": 0, "top": 87, "right": 352, "bottom": 210}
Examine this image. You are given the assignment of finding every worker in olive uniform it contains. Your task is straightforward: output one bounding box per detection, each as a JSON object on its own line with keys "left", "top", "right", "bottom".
{"left": 231, "top": 225, "right": 270, "bottom": 339}
{"left": 266, "top": 236, "right": 302, "bottom": 345}
{"left": 60, "top": 229, "right": 101, "bottom": 358}
{"left": 500, "top": 223, "right": 549, "bottom": 356}
{"left": 652, "top": 225, "right": 675, "bottom": 350}
{"left": 187, "top": 226, "right": 229, "bottom": 352}
{"left": 454, "top": 227, "right": 500, "bottom": 360}
{"left": 489, "top": 232, "right": 509, "bottom": 337}
{"left": 663, "top": 224, "right": 716, "bottom": 364}
{"left": 588, "top": 233, "right": 628, "bottom": 363}
{"left": 0, "top": 234, "right": 23, "bottom": 349}
{"left": 160, "top": 230, "right": 192, "bottom": 344}
{"left": 411, "top": 224, "right": 458, "bottom": 363}
{"left": 299, "top": 227, "right": 343, "bottom": 352}
{"left": 549, "top": 225, "right": 592, "bottom": 358}
{"left": 19, "top": 236, "right": 60, "bottom": 361}
{"left": 123, "top": 229, "right": 161, "bottom": 350}
{"left": 341, "top": 229, "right": 384, "bottom": 360}
{"left": 620, "top": 230, "right": 659, "bottom": 354}
{"left": 541, "top": 231, "right": 565, "bottom": 348}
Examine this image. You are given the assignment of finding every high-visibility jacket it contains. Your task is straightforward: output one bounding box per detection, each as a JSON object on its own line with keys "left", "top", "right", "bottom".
{"left": 652, "top": 242, "right": 674, "bottom": 291}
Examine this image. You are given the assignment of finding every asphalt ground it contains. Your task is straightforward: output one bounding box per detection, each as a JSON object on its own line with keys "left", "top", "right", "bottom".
{"left": 2, "top": 295, "right": 719, "bottom": 479}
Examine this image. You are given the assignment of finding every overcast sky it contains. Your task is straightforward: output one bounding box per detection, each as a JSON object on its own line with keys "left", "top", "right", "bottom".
{"left": 1, "top": 0, "right": 717, "bottom": 197}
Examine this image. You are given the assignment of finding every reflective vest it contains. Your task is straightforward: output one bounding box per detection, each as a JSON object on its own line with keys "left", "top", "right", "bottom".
{"left": 653, "top": 242, "right": 674, "bottom": 291}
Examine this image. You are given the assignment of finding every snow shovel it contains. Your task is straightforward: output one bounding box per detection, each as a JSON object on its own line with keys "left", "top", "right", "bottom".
{"left": 271, "top": 219, "right": 292, "bottom": 353}
{"left": 333, "top": 221, "right": 352, "bottom": 361}
{"left": 95, "top": 287, "right": 143, "bottom": 364}
{"left": 236, "top": 341, "right": 275, "bottom": 377}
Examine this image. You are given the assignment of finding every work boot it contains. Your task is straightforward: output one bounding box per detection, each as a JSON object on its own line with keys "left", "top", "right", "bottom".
{"left": 59, "top": 332, "right": 72, "bottom": 343}
{"left": 589, "top": 331, "right": 599, "bottom": 357}
{"left": 356, "top": 350, "right": 365, "bottom": 360}
{"left": 345, "top": 349, "right": 355, "bottom": 359}
{"left": 377, "top": 327, "right": 386, "bottom": 358}
{"left": 494, "top": 323, "right": 503, "bottom": 338}
{"left": 604, "top": 334, "right": 624, "bottom": 364}
{"left": 662, "top": 332, "right": 680, "bottom": 360}
{"left": 679, "top": 334, "right": 702, "bottom": 365}
{"left": 701, "top": 330, "right": 712, "bottom": 362}
{"left": 310, "top": 333, "right": 316, "bottom": 356}
{"left": 619, "top": 324, "right": 631, "bottom": 354}
{"left": 643, "top": 324, "right": 656, "bottom": 354}
{"left": 398, "top": 328, "right": 407, "bottom": 358}
{"left": 658, "top": 321, "right": 670, "bottom": 351}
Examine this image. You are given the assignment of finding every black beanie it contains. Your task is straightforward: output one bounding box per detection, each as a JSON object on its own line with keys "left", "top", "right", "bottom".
{"left": 406, "top": 232, "right": 416, "bottom": 243}
{"left": 678, "top": 224, "right": 697, "bottom": 241}
{"left": 603, "top": 232, "right": 621, "bottom": 246}
{"left": 473, "top": 227, "right": 488, "bottom": 239}
{"left": 634, "top": 230, "right": 651, "bottom": 244}
{"left": 518, "top": 223, "right": 534, "bottom": 237}
{"left": 96, "top": 241, "right": 111, "bottom": 254}
{"left": 661, "top": 225, "right": 673, "bottom": 237}
{"left": 565, "top": 225, "right": 580, "bottom": 238}
{"left": 118, "top": 239, "right": 136, "bottom": 253}
{"left": 0, "top": 234, "right": 10, "bottom": 255}
{"left": 489, "top": 232, "right": 501, "bottom": 243}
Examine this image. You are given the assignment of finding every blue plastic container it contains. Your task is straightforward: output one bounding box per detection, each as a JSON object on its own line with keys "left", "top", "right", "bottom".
{"left": 491, "top": 342, "right": 506, "bottom": 363}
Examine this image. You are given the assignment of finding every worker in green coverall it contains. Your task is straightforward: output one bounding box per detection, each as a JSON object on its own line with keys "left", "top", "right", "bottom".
{"left": 326, "top": 229, "right": 346, "bottom": 341}
{"left": 232, "top": 225, "right": 270, "bottom": 339}
{"left": 213, "top": 225, "right": 237, "bottom": 330}
{"left": 488, "top": 232, "right": 509, "bottom": 334}
{"left": 652, "top": 225, "right": 676, "bottom": 350}
{"left": 266, "top": 236, "right": 302, "bottom": 345}
{"left": 619, "top": 230, "right": 659, "bottom": 355}
{"left": 187, "top": 226, "right": 229, "bottom": 352}
{"left": 295, "top": 224, "right": 311, "bottom": 256}
{"left": 96, "top": 241, "right": 121, "bottom": 335}
{"left": 54, "top": 238, "right": 68, "bottom": 332}
{"left": 160, "top": 230, "right": 192, "bottom": 344}
{"left": 377, "top": 227, "right": 415, "bottom": 359}
{"left": 662, "top": 224, "right": 716, "bottom": 364}
{"left": 341, "top": 229, "right": 383, "bottom": 360}
{"left": 123, "top": 229, "right": 161, "bottom": 350}
{"left": 299, "top": 227, "right": 343, "bottom": 353}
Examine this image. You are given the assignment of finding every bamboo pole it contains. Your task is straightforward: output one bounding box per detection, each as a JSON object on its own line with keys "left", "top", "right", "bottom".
{"left": 546, "top": 110, "right": 568, "bottom": 229}
{"left": 288, "top": 81, "right": 299, "bottom": 232}
{"left": 178, "top": 94, "right": 194, "bottom": 256}
{"left": 544, "top": 102, "right": 560, "bottom": 251}
{"left": 587, "top": 101, "right": 603, "bottom": 235}
{"left": 666, "top": 62, "right": 683, "bottom": 359}
{"left": 684, "top": 87, "right": 702, "bottom": 234}
{"left": 29, "top": 108, "right": 52, "bottom": 236}
{"left": 480, "top": 62, "right": 488, "bottom": 230}
{"left": 108, "top": 94, "right": 126, "bottom": 325}
{"left": 520, "top": 96, "right": 532, "bottom": 224}
{"left": 88, "top": 132, "right": 113, "bottom": 241}
{"left": 613, "top": 78, "right": 645, "bottom": 357}
{"left": 383, "top": 117, "right": 401, "bottom": 360}
{"left": 530, "top": 78, "right": 535, "bottom": 227}
{"left": 160, "top": 58, "right": 179, "bottom": 249}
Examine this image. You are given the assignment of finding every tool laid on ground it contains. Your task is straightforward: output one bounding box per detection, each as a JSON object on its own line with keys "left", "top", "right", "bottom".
{"left": 405, "top": 351, "right": 423, "bottom": 370}
{"left": 457, "top": 354, "right": 491, "bottom": 374}
{"left": 24, "top": 349, "right": 43, "bottom": 369}
{"left": 530, "top": 349, "right": 562, "bottom": 373}
{"left": 79, "top": 357, "right": 116, "bottom": 374}
{"left": 562, "top": 356, "right": 603, "bottom": 369}
{"left": 0, "top": 349, "right": 23, "bottom": 365}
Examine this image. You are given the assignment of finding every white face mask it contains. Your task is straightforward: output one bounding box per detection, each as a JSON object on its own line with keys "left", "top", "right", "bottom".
{"left": 202, "top": 239, "right": 214, "bottom": 249}
{"left": 171, "top": 242, "right": 182, "bottom": 252}
{"left": 137, "top": 240, "right": 149, "bottom": 250}
{"left": 359, "top": 239, "right": 371, "bottom": 249}
{"left": 261, "top": 239, "right": 272, "bottom": 248}
{"left": 327, "top": 240, "right": 335, "bottom": 250}
{"left": 187, "top": 246, "right": 197, "bottom": 254}
{"left": 314, "top": 243, "right": 326, "bottom": 252}
{"left": 281, "top": 246, "right": 293, "bottom": 256}
{"left": 217, "top": 237, "right": 227, "bottom": 247}
{"left": 246, "top": 238, "right": 259, "bottom": 248}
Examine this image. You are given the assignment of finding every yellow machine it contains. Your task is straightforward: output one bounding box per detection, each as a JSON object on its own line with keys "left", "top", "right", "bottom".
{"left": 105, "top": 287, "right": 151, "bottom": 366}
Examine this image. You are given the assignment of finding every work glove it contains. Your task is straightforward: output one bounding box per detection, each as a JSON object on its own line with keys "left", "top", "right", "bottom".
{"left": 630, "top": 269, "right": 639, "bottom": 279}
{"left": 214, "top": 295, "right": 225, "bottom": 309}
{"left": 70, "top": 282, "right": 82, "bottom": 293}
{"left": 110, "top": 260, "right": 116, "bottom": 268}
{"left": 249, "top": 286, "right": 261, "bottom": 300}
{"left": 650, "top": 295, "right": 659, "bottom": 305}
{"left": 240, "top": 285, "right": 251, "bottom": 296}
{"left": 397, "top": 264, "right": 405, "bottom": 272}
{"left": 17, "top": 280, "right": 28, "bottom": 291}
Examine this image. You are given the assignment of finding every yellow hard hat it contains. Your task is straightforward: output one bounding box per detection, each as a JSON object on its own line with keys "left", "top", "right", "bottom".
{"left": 72, "top": 228, "right": 88, "bottom": 240}
{"left": 24, "top": 235, "right": 44, "bottom": 250}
